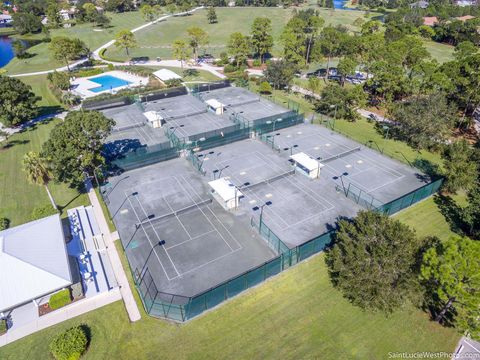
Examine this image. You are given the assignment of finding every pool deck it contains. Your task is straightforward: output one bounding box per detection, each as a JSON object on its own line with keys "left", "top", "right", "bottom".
{"left": 70, "top": 70, "right": 148, "bottom": 99}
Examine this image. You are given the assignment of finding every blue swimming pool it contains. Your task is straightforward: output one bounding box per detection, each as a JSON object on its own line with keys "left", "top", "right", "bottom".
{"left": 89, "top": 75, "right": 132, "bottom": 93}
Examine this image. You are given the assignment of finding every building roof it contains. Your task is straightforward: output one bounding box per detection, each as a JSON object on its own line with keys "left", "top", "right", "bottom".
{"left": 410, "top": 0, "right": 429, "bottom": 8}
{"left": 290, "top": 152, "right": 324, "bottom": 172}
{"left": 423, "top": 16, "right": 439, "bottom": 26}
{"left": 205, "top": 98, "right": 224, "bottom": 110}
{"left": 0, "top": 215, "right": 72, "bottom": 312}
{"left": 153, "top": 69, "right": 182, "bottom": 82}
{"left": 208, "top": 177, "right": 242, "bottom": 201}
{"left": 456, "top": 15, "right": 475, "bottom": 22}
{"left": 143, "top": 110, "right": 163, "bottom": 123}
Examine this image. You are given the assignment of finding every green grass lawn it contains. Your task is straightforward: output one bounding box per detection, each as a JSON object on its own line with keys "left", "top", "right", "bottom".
{"left": 105, "top": 7, "right": 379, "bottom": 61}
{"left": 0, "top": 240, "right": 459, "bottom": 360}
{"left": 4, "top": 12, "right": 145, "bottom": 75}
{"left": 395, "top": 194, "right": 465, "bottom": 241}
{"left": 19, "top": 74, "right": 64, "bottom": 115}
{"left": 0, "top": 119, "right": 89, "bottom": 226}
{"left": 423, "top": 40, "right": 455, "bottom": 63}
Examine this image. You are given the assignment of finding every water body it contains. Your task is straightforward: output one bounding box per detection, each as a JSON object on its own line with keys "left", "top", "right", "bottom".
{"left": 0, "top": 35, "right": 15, "bottom": 68}
{"left": 334, "top": 0, "right": 355, "bottom": 10}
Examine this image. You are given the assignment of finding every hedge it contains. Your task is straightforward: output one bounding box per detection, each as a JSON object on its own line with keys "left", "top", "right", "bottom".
{"left": 49, "top": 326, "right": 88, "bottom": 360}
{"left": 49, "top": 289, "right": 72, "bottom": 310}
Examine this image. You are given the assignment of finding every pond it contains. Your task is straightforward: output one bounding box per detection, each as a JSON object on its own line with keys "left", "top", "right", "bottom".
{"left": 0, "top": 35, "right": 39, "bottom": 68}
{"left": 0, "top": 35, "right": 15, "bottom": 68}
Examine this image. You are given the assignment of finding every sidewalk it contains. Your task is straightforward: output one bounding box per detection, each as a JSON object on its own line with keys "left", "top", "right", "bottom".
{"left": 0, "top": 289, "right": 121, "bottom": 347}
{"left": 85, "top": 180, "right": 141, "bottom": 322}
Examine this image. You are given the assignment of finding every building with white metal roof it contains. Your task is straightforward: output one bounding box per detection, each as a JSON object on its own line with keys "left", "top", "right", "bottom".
{"left": 0, "top": 215, "right": 72, "bottom": 313}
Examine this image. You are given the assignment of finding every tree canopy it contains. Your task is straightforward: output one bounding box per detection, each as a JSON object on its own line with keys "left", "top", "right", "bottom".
{"left": 250, "top": 17, "right": 273, "bottom": 63}
{"left": 187, "top": 27, "right": 209, "bottom": 61}
{"left": 114, "top": 30, "right": 137, "bottom": 56}
{"left": 389, "top": 94, "right": 456, "bottom": 150}
{"left": 264, "top": 60, "right": 297, "bottom": 90}
{"left": 41, "top": 111, "right": 114, "bottom": 187}
{"left": 442, "top": 140, "right": 479, "bottom": 194}
{"left": 0, "top": 76, "right": 40, "bottom": 127}
{"left": 420, "top": 237, "right": 480, "bottom": 338}
{"left": 49, "top": 37, "right": 88, "bottom": 71}
{"left": 326, "top": 211, "right": 424, "bottom": 313}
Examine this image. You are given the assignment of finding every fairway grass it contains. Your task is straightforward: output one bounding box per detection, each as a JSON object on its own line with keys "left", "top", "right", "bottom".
{"left": 4, "top": 12, "right": 145, "bottom": 75}
{"left": 0, "top": 119, "right": 89, "bottom": 226}
{"left": 19, "top": 74, "right": 64, "bottom": 115}
{"left": 423, "top": 40, "right": 454, "bottom": 63}
{"left": 0, "top": 241, "right": 459, "bottom": 360}
{"left": 105, "top": 7, "right": 380, "bottom": 61}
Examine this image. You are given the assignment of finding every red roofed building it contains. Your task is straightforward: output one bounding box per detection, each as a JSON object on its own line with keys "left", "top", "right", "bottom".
{"left": 423, "top": 16, "right": 439, "bottom": 26}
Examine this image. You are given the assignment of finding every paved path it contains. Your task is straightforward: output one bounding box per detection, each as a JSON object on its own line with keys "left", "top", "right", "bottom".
{"left": 85, "top": 180, "right": 141, "bottom": 322}
{"left": 0, "top": 289, "right": 121, "bottom": 347}
{"left": 454, "top": 337, "right": 480, "bottom": 359}
{"left": 291, "top": 84, "right": 322, "bottom": 100}
{"left": 357, "top": 109, "right": 393, "bottom": 123}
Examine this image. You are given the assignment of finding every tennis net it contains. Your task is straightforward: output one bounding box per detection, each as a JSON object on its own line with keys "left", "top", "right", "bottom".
{"left": 136, "top": 198, "right": 213, "bottom": 227}
{"left": 228, "top": 98, "right": 260, "bottom": 108}
{"left": 243, "top": 169, "right": 295, "bottom": 191}
{"left": 321, "top": 147, "right": 361, "bottom": 163}
{"left": 164, "top": 109, "right": 207, "bottom": 121}
{"left": 112, "top": 122, "right": 146, "bottom": 133}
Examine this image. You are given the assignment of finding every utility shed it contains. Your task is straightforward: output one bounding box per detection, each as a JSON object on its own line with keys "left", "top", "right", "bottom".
{"left": 208, "top": 177, "right": 243, "bottom": 210}
{"left": 290, "top": 152, "right": 324, "bottom": 179}
{"left": 205, "top": 99, "right": 224, "bottom": 115}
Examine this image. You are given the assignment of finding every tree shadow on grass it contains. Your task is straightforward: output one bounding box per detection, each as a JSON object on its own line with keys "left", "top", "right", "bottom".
{"left": 37, "top": 105, "right": 64, "bottom": 117}
{"left": 57, "top": 191, "right": 85, "bottom": 214}
{"left": 433, "top": 194, "right": 466, "bottom": 236}
{"left": 0, "top": 139, "right": 30, "bottom": 150}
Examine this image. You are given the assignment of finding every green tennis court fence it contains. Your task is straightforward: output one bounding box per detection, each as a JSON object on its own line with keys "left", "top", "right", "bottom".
{"left": 110, "top": 143, "right": 179, "bottom": 171}
{"left": 187, "top": 150, "right": 206, "bottom": 175}
{"left": 337, "top": 177, "right": 443, "bottom": 215}
{"left": 376, "top": 177, "right": 443, "bottom": 215}
{"left": 133, "top": 212, "right": 334, "bottom": 322}
{"left": 336, "top": 182, "right": 384, "bottom": 211}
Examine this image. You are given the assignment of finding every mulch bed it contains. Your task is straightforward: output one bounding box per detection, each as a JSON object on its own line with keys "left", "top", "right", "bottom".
{"left": 38, "top": 295, "right": 85, "bottom": 317}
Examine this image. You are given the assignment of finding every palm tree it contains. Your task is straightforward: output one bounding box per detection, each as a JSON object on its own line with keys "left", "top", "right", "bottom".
{"left": 22, "top": 152, "right": 58, "bottom": 210}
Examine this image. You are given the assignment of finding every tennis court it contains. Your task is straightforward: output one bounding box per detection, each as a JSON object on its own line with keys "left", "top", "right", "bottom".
{"left": 143, "top": 94, "right": 208, "bottom": 121}
{"left": 104, "top": 158, "right": 276, "bottom": 297}
{"left": 165, "top": 111, "right": 238, "bottom": 142}
{"left": 270, "top": 124, "right": 428, "bottom": 203}
{"left": 201, "top": 87, "right": 291, "bottom": 123}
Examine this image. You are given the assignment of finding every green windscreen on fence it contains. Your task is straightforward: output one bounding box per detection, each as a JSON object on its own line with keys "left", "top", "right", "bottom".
{"left": 111, "top": 143, "right": 179, "bottom": 171}
{"left": 377, "top": 178, "right": 443, "bottom": 215}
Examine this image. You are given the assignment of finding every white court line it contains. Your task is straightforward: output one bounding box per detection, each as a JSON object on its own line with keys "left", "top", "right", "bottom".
{"left": 279, "top": 128, "right": 406, "bottom": 179}
{"left": 255, "top": 151, "right": 336, "bottom": 209}
{"left": 132, "top": 193, "right": 181, "bottom": 278}
{"left": 179, "top": 175, "right": 243, "bottom": 251}
{"left": 125, "top": 191, "right": 179, "bottom": 281}
{"left": 174, "top": 176, "right": 237, "bottom": 252}
{"left": 165, "top": 229, "right": 217, "bottom": 250}
{"left": 464, "top": 339, "right": 480, "bottom": 353}
{"left": 162, "top": 195, "right": 194, "bottom": 240}
{"left": 177, "top": 244, "right": 242, "bottom": 278}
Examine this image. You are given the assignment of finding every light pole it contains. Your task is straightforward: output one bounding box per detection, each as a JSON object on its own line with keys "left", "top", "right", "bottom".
{"left": 169, "top": 124, "right": 184, "bottom": 136}
{"left": 258, "top": 201, "right": 272, "bottom": 231}
{"left": 334, "top": 172, "right": 349, "bottom": 195}
{"left": 265, "top": 118, "right": 283, "bottom": 132}
{"left": 265, "top": 132, "right": 281, "bottom": 149}
{"left": 213, "top": 164, "right": 230, "bottom": 180}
